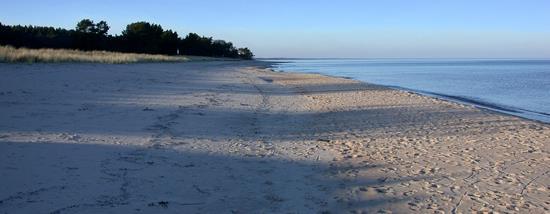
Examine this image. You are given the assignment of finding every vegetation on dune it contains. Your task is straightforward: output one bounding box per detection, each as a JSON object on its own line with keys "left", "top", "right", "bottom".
{"left": 0, "top": 45, "right": 228, "bottom": 63}
{"left": 0, "top": 19, "right": 254, "bottom": 60}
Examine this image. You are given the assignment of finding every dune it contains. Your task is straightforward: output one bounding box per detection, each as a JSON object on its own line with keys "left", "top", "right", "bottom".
{"left": 0, "top": 45, "right": 225, "bottom": 63}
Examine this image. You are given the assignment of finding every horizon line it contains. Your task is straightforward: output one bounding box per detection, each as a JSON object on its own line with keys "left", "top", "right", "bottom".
{"left": 258, "top": 57, "right": 550, "bottom": 60}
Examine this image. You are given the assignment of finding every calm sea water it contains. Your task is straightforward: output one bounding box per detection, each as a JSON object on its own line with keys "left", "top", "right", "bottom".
{"left": 267, "top": 59, "right": 550, "bottom": 123}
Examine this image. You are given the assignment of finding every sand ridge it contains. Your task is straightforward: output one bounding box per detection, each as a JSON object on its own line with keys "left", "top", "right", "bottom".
{"left": 0, "top": 61, "right": 548, "bottom": 213}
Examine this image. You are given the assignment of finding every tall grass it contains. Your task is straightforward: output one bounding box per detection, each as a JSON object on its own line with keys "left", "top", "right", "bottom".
{"left": 0, "top": 45, "right": 217, "bottom": 63}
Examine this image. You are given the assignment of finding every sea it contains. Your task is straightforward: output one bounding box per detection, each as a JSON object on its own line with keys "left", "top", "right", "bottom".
{"left": 266, "top": 59, "right": 550, "bottom": 123}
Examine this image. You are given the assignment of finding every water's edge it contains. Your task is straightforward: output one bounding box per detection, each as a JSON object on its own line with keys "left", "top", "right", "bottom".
{"left": 392, "top": 86, "right": 550, "bottom": 124}
{"left": 265, "top": 63, "right": 550, "bottom": 124}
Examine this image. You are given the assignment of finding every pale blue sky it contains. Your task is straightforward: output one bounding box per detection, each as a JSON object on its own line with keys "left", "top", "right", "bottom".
{"left": 2, "top": 0, "right": 550, "bottom": 58}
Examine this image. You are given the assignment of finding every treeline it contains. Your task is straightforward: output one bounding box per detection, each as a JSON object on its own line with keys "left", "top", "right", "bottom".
{"left": 0, "top": 19, "right": 254, "bottom": 59}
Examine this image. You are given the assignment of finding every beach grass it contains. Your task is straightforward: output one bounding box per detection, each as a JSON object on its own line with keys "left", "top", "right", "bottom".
{"left": 0, "top": 45, "right": 219, "bottom": 63}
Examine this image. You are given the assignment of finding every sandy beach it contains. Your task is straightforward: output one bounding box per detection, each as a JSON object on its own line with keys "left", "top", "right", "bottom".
{"left": 0, "top": 61, "right": 548, "bottom": 213}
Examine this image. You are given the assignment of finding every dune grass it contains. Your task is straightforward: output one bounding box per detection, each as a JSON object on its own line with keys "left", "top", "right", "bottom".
{"left": 0, "top": 45, "right": 220, "bottom": 63}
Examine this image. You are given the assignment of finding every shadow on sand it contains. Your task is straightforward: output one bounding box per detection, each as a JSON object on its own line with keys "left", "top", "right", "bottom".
{"left": 0, "top": 62, "right": 517, "bottom": 213}
{"left": 0, "top": 140, "right": 435, "bottom": 213}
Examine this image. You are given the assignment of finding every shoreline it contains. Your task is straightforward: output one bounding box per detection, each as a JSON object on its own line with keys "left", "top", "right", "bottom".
{"left": 0, "top": 61, "right": 548, "bottom": 213}
{"left": 267, "top": 62, "right": 550, "bottom": 124}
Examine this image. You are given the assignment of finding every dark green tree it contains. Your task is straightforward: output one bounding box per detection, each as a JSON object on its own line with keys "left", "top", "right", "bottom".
{"left": 238, "top": 48, "right": 254, "bottom": 60}
{"left": 211, "top": 40, "right": 238, "bottom": 58}
{"left": 1, "top": 19, "right": 254, "bottom": 59}
{"left": 160, "top": 30, "right": 179, "bottom": 55}
{"left": 76, "top": 19, "right": 95, "bottom": 33}
{"left": 180, "top": 33, "right": 214, "bottom": 56}
{"left": 122, "top": 21, "right": 164, "bottom": 53}
{"left": 95, "top": 21, "right": 110, "bottom": 35}
{"left": 74, "top": 19, "right": 111, "bottom": 50}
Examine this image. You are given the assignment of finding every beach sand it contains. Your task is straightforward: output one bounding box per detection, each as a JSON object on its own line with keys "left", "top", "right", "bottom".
{"left": 0, "top": 61, "right": 548, "bottom": 213}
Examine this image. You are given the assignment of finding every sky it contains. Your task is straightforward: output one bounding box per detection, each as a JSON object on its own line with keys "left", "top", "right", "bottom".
{"left": 1, "top": 0, "right": 550, "bottom": 58}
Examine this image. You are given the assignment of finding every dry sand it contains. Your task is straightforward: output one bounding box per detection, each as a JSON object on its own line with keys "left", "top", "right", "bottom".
{"left": 0, "top": 61, "right": 548, "bottom": 213}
